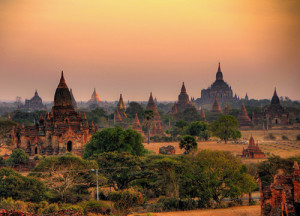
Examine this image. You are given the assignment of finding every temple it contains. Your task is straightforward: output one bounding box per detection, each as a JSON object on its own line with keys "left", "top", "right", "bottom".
{"left": 169, "top": 82, "right": 197, "bottom": 114}
{"left": 260, "top": 161, "right": 300, "bottom": 216}
{"left": 211, "top": 96, "right": 222, "bottom": 113}
{"left": 132, "top": 113, "right": 144, "bottom": 136}
{"left": 10, "top": 72, "right": 97, "bottom": 156}
{"left": 146, "top": 93, "right": 163, "bottom": 136}
{"left": 252, "top": 89, "right": 289, "bottom": 128}
{"left": 22, "top": 90, "right": 46, "bottom": 110}
{"left": 116, "top": 94, "right": 127, "bottom": 119}
{"left": 196, "top": 63, "right": 236, "bottom": 105}
{"left": 237, "top": 103, "right": 252, "bottom": 128}
{"left": 264, "top": 88, "right": 289, "bottom": 127}
{"left": 88, "top": 88, "right": 102, "bottom": 109}
{"left": 241, "top": 136, "right": 265, "bottom": 158}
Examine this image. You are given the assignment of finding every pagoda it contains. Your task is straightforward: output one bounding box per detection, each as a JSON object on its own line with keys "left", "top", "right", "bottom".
{"left": 237, "top": 103, "right": 252, "bottom": 128}
{"left": 211, "top": 96, "right": 222, "bottom": 113}
{"left": 241, "top": 136, "right": 265, "bottom": 158}
{"left": 146, "top": 93, "right": 163, "bottom": 136}
{"left": 264, "top": 88, "right": 289, "bottom": 127}
{"left": 132, "top": 113, "right": 144, "bottom": 136}
{"left": 116, "top": 94, "right": 127, "bottom": 119}
{"left": 170, "top": 82, "right": 197, "bottom": 114}
{"left": 199, "top": 106, "right": 206, "bottom": 120}
{"left": 22, "top": 90, "right": 46, "bottom": 110}
{"left": 10, "top": 71, "right": 97, "bottom": 156}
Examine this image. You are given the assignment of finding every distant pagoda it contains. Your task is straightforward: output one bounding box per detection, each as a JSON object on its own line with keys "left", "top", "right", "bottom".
{"left": 146, "top": 93, "right": 163, "bottom": 136}
{"left": 199, "top": 106, "right": 206, "bottom": 120}
{"left": 211, "top": 96, "right": 222, "bottom": 113}
{"left": 237, "top": 103, "right": 252, "bottom": 128}
{"left": 170, "top": 82, "right": 197, "bottom": 114}
{"left": 116, "top": 94, "right": 127, "bottom": 119}
{"left": 132, "top": 113, "right": 144, "bottom": 136}
{"left": 22, "top": 90, "right": 46, "bottom": 110}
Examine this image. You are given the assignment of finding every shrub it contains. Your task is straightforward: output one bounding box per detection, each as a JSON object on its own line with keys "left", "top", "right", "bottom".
{"left": 268, "top": 133, "right": 276, "bottom": 140}
{"left": 0, "top": 156, "right": 5, "bottom": 165}
{"left": 79, "top": 200, "right": 111, "bottom": 215}
{"left": 155, "top": 197, "right": 198, "bottom": 211}
{"left": 42, "top": 203, "right": 59, "bottom": 214}
{"left": 5, "top": 149, "right": 29, "bottom": 168}
{"left": 33, "top": 155, "right": 43, "bottom": 161}
{"left": 109, "top": 189, "right": 144, "bottom": 216}
{"left": 0, "top": 197, "right": 28, "bottom": 212}
{"left": 282, "top": 135, "right": 289, "bottom": 140}
{"left": 60, "top": 203, "right": 84, "bottom": 214}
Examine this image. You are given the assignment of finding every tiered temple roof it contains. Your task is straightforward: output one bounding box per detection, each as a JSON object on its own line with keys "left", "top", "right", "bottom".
{"left": 11, "top": 71, "right": 97, "bottom": 156}
{"left": 70, "top": 88, "right": 77, "bottom": 109}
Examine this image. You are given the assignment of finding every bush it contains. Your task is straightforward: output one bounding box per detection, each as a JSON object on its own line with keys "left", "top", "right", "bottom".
{"left": 60, "top": 203, "right": 84, "bottom": 214}
{"left": 33, "top": 155, "right": 43, "bottom": 161}
{"left": 5, "top": 149, "right": 29, "bottom": 168}
{"left": 282, "top": 135, "right": 289, "bottom": 140}
{"left": 0, "top": 156, "right": 5, "bottom": 165}
{"left": 0, "top": 197, "right": 28, "bottom": 212}
{"left": 109, "top": 189, "right": 144, "bottom": 216}
{"left": 268, "top": 133, "right": 276, "bottom": 140}
{"left": 42, "top": 203, "right": 59, "bottom": 214}
{"left": 79, "top": 200, "right": 111, "bottom": 215}
{"left": 155, "top": 197, "right": 198, "bottom": 211}
{"left": 297, "top": 134, "right": 300, "bottom": 141}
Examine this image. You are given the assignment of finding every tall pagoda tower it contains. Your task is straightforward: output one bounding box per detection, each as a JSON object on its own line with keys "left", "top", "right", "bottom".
{"left": 146, "top": 92, "right": 163, "bottom": 136}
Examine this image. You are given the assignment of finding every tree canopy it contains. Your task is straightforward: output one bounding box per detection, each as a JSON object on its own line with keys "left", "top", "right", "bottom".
{"left": 179, "top": 135, "right": 197, "bottom": 154}
{"left": 83, "top": 126, "right": 145, "bottom": 159}
{"left": 6, "top": 149, "right": 29, "bottom": 168}
{"left": 210, "top": 115, "right": 241, "bottom": 143}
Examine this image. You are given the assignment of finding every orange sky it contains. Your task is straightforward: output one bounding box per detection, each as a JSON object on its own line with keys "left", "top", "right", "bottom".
{"left": 0, "top": 0, "right": 299, "bottom": 102}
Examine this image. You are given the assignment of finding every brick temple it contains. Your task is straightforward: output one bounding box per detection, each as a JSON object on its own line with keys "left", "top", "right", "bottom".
{"left": 211, "top": 96, "right": 222, "bottom": 113}
{"left": 261, "top": 161, "right": 300, "bottom": 216}
{"left": 170, "top": 82, "right": 197, "bottom": 114}
{"left": 237, "top": 103, "right": 252, "bottom": 128}
{"left": 21, "top": 90, "right": 46, "bottom": 110}
{"left": 10, "top": 72, "right": 97, "bottom": 156}
{"left": 241, "top": 136, "right": 265, "bottom": 158}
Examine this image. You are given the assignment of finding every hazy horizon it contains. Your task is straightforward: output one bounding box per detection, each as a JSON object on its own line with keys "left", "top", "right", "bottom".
{"left": 1, "top": 0, "right": 299, "bottom": 102}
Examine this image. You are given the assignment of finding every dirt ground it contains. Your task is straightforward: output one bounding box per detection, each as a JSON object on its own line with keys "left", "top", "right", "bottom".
{"left": 144, "top": 129, "right": 300, "bottom": 163}
{"left": 132, "top": 205, "right": 260, "bottom": 216}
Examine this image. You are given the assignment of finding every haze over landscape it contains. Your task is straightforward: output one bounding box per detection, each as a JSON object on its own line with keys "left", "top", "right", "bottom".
{"left": 0, "top": 0, "right": 299, "bottom": 101}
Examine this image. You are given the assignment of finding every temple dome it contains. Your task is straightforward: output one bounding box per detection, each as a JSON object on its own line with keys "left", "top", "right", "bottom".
{"left": 53, "top": 71, "right": 74, "bottom": 110}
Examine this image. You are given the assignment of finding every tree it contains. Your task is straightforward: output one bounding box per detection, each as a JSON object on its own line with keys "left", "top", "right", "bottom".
{"left": 126, "top": 102, "right": 144, "bottom": 119}
{"left": 186, "top": 121, "right": 210, "bottom": 140}
{"left": 0, "top": 168, "right": 47, "bottom": 202}
{"left": 31, "top": 154, "right": 97, "bottom": 202}
{"left": 210, "top": 115, "right": 240, "bottom": 143}
{"left": 0, "top": 118, "right": 16, "bottom": 148}
{"left": 6, "top": 149, "right": 29, "bottom": 168}
{"left": 83, "top": 126, "right": 145, "bottom": 159}
{"left": 152, "top": 157, "right": 182, "bottom": 198}
{"left": 92, "top": 152, "right": 143, "bottom": 190}
{"left": 179, "top": 135, "right": 197, "bottom": 154}
{"left": 109, "top": 188, "right": 144, "bottom": 216}
{"left": 180, "top": 150, "right": 256, "bottom": 207}
{"left": 143, "top": 110, "right": 154, "bottom": 144}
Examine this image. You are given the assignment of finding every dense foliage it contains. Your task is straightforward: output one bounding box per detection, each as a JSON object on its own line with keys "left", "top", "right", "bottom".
{"left": 6, "top": 149, "right": 29, "bottom": 168}
{"left": 0, "top": 168, "right": 47, "bottom": 202}
{"left": 83, "top": 126, "right": 145, "bottom": 158}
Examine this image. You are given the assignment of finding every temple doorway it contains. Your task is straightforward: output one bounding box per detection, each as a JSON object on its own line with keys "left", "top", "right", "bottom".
{"left": 35, "top": 147, "right": 38, "bottom": 154}
{"left": 67, "top": 141, "right": 72, "bottom": 152}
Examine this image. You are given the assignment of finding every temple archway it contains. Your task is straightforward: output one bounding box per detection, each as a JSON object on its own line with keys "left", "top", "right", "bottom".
{"left": 67, "top": 141, "right": 72, "bottom": 152}
{"left": 35, "top": 147, "right": 38, "bottom": 154}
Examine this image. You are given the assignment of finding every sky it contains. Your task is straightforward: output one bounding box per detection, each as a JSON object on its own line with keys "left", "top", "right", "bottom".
{"left": 0, "top": 0, "right": 299, "bottom": 102}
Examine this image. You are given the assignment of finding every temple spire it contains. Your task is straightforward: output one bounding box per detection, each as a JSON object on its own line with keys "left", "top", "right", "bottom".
{"left": 58, "top": 71, "right": 68, "bottom": 89}
{"left": 271, "top": 87, "right": 280, "bottom": 105}
{"left": 181, "top": 82, "right": 187, "bottom": 94}
{"left": 218, "top": 62, "right": 221, "bottom": 72}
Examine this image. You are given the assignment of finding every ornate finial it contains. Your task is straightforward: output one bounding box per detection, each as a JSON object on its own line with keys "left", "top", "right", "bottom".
{"left": 58, "top": 71, "right": 68, "bottom": 88}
